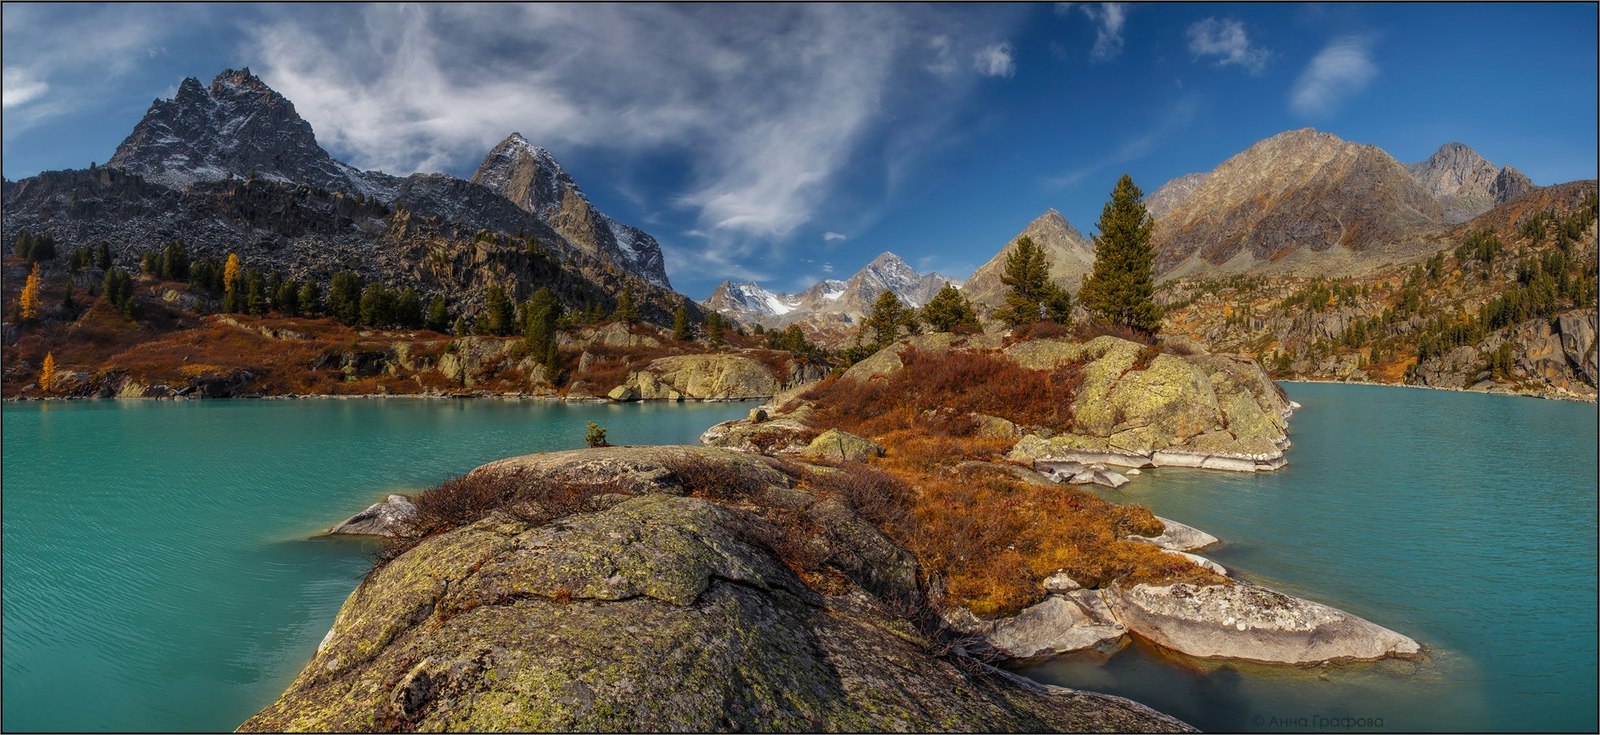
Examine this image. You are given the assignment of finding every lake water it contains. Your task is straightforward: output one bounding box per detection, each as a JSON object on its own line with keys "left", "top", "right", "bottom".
{"left": 1012, "top": 383, "right": 1598, "bottom": 733}
{"left": 0, "top": 398, "right": 755, "bottom": 732}
{"left": 2, "top": 386, "right": 1595, "bottom": 732}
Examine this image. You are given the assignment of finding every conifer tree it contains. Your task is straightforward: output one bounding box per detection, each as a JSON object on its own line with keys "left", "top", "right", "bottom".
{"left": 522, "top": 287, "right": 561, "bottom": 356}
{"left": 39, "top": 352, "right": 56, "bottom": 392}
{"left": 613, "top": 288, "right": 638, "bottom": 324}
{"left": 95, "top": 242, "right": 112, "bottom": 270}
{"left": 863, "top": 290, "right": 915, "bottom": 349}
{"left": 298, "top": 281, "right": 323, "bottom": 316}
{"left": 328, "top": 271, "right": 363, "bottom": 325}
{"left": 672, "top": 304, "right": 692, "bottom": 341}
{"left": 19, "top": 264, "right": 42, "bottom": 321}
{"left": 706, "top": 312, "right": 726, "bottom": 348}
{"left": 482, "top": 284, "right": 514, "bottom": 335}
{"left": 223, "top": 253, "right": 242, "bottom": 294}
{"left": 993, "top": 236, "right": 1072, "bottom": 327}
{"left": 1079, "top": 174, "right": 1161, "bottom": 334}
{"left": 920, "top": 282, "right": 980, "bottom": 333}
{"left": 425, "top": 295, "right": 449, "bottom": 333}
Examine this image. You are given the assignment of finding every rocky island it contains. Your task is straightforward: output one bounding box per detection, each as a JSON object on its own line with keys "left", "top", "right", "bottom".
{"left": 254, "top": 330, "right": 1422, "bottom": 731}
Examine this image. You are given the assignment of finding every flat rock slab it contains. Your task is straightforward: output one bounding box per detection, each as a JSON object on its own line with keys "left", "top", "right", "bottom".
{"left": 1107, "top": 582, "right": 1423, "bottom": 664}
{"left": 947, "top": 592, "right": 1126, "bottom": 659}
{"left": 1130, "top": 516, "right": 1220, "bottom": 552}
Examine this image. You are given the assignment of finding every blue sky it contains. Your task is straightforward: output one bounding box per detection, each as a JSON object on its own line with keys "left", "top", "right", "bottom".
{"left": 4, "top": 3, "right": 1596, "bottom": 299}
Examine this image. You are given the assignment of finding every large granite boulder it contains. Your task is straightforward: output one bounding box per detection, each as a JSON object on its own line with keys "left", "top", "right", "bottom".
{"left": 840, "top": 333, "right": 1005, "bottom": 383}
{"left": 1129, "top": 516, "right": 1219, "bottom": 552}
{"left": 1106, "top": 582, "right": 1422, "bottom": 664}
{"left": 627, "top": 354, "right": 779, "bottom": 400}
{"left": 241, "top": 448, "right": 1190, "bottom": 733}
{"left": 945, "top": 592, "right": 1126, "bottom": 659}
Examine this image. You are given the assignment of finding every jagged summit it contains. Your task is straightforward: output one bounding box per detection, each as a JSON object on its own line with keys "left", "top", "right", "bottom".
{"left": 471, "top": 133, "right": 670, "bottom": 289}
{"left": 702, "top": 252, "right": 958, "bottom": 327}
{"left": 1408, "top": 142, "right": 1535, "bottom": 224}
{"left": 107, "top": 68, "right": 384, "bottom": 196}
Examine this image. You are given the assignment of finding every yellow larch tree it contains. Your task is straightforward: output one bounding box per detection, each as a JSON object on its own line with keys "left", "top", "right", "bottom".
{"left": 223, "top": 252, "right": 242, "bottom": 292}
{"left": 39, "top": 352, "right": 56, "bottom": 392}
{"left": 19, "top": 263, "right": 42, "bottom": 321}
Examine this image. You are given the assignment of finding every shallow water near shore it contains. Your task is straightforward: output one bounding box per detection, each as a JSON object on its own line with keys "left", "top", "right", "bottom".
{"left": 1011, "top": 382, "right": 1598, "bottom": 732}
{"left": 1, "top": 398, "right": 756, "bottom": 732}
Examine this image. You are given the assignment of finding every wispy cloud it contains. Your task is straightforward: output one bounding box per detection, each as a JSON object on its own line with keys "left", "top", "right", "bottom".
{"left": 2, "top": 69, "right": 48, "bottom": 109}
{"left": 1290, "top": 36, "right": 1377, "bottom": 117}
{"left": 1044, "top": 96, "right": 1198, "bottom": 189}
{"left": 0, "top": 4, "right": 211, "bottom": 140}
{"left": 1186, "top": 18, "right": 1270, "bottom": 74}
{"left": 823, "top": 231, "right": 848, "bottom": 242}
{"left": 973, "top": 43, "right": 1016, "bottom": 77}
{"left": 1079, "top": 3, "right": 1128, "bottom": 62}
{"left": 244, "top": 4, "right": 1010, "bottom": 257}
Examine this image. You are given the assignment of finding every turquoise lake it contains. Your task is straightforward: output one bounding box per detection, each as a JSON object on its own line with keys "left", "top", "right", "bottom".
{"left": 1, "top": 398, "right": 755, "bottom": 732}
{"left": 2, "top": 385, "right": 1596, "bottom": 732}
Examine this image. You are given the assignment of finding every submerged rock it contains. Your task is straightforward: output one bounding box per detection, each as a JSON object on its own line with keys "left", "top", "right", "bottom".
{"left": 328, "top": 494, "right": 417, "bottom": 537}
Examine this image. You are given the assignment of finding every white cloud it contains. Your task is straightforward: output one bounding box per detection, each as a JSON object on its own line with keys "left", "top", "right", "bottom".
{"left": 1079, "top": 3, "right": 1128, "bottom": 62}
{"left": 973, "top": 43, "right": 1016, "bottom": 77}
{"left": 0, "top": 4, "right": 210, "bottom": 139}
{"left": 1290, "top": 36, "right": 1377, "bottom": 117}
{"left": 926, "top": 35, "right": 957, "bottom": 76}
{"left": 823, "top": 231, "right": 848, "bottom": 241}
{"left": 2, "top": 69, "right": 48, "bottom": 109}
{"left": 245, "top": 4, "right": 1007, "bottom": 252}
{"left": 1186, "top": 18, "right": 1270, "bottom": 74}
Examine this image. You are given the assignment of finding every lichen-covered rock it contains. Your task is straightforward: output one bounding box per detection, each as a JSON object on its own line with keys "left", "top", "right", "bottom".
{"left": 801, "top": 428, "right": 885, "bottom": 463}
{"left": 627, "top": 354, "right": 778, "bottom": 400}
{"left": 241, "top": 449, "right": 1191, "bottom": 733}
{"left": 1005, "top": 337, "right": 1294, "bottom": 472}
{"left": 606, "top": 384, "right": 639, "bottom": 402}
{"left": 1106, "top": 582, "right": 1423, "bottom": 664}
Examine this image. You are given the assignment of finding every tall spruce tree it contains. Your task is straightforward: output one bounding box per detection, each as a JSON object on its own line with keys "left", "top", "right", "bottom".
{"left": 1079, "top": 174, "right": 1161, "bottom": 334}
{"left": 993, "top": 236, "right": 1072, "bottom": 327}
{"left": 613, "top": 288, "right": 638, "bottom": 324}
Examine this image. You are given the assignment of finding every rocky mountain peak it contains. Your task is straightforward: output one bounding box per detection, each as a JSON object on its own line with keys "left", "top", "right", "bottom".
{"left": 1409, "top": 142, "right": 1539, "bottom": 224}
{"left": 106, "top": 68, "right": 375, "bottom": 196}
{"left": 470, "top": 135, "right": 670, "bottom": 288}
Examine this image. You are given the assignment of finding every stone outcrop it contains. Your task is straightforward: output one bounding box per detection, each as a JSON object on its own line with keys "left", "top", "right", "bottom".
{"left": 945, "top": 592, "right": 1127, "bottom": 659}
{"left": 243, "top": 447, "right": 1191, "bottom": 733}
{"left": 1003, "top": 337, "right": 1294, "bottom": 472}
{"left": 1105, "top": 582, "right": 1423, "bottom": 665}
{"left": 328, "top": 494, "right": 417, "bottom": 537}
{"left": 625, "top": 354, "right": 780, "bottom": 400}
{"left": 801, "top": 428, "right": 885, "bottom": 463}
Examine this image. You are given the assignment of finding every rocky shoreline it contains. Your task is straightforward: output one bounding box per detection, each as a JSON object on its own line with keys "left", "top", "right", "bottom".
{"left": 1280, "top": 377, "right": 1598, "bottom": 404}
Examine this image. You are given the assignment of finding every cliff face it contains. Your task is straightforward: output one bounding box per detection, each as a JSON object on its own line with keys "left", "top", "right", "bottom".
{"left": 240, "top": 446, "right": 1191, "bottom": 733}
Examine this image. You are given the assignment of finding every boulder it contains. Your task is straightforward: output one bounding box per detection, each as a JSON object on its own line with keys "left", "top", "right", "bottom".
{"left": 1106, "top": 582, "right": 1423, "bottom": 665}
{"left": 801, "top": 428, "right": 885, "bottom": 463}
{"left": 243, "top": 451, "right": 1190, "bottom": 733}
{"left": 1169, "top": 551, "right": 1227, "bottom": 576}
{"left": 328, "top": 494, "right": 417, "bottom": 537}
{"left": 1042, "top": 572, "right": 1082, "bottom": 593}
{"left": 1129, "top": 516, "right": 1219, "bottom": 552}
{"left": 1004, "top": 337, "right": 1293, "bottom": 473}
{"left": 946, "top": 594, "right": 1126, "bottom": 659}
{"left": 628, "top": 354, "right": 778, "bottom": 400}
{"left": 606, "top": 384, "right": 639, "bottom": 402}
